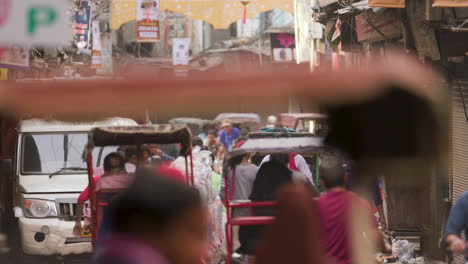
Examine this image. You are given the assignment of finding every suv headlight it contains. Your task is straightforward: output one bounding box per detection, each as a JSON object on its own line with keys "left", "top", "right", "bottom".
{"left": 23, "top": 199, "right": 58, "bottom": 218}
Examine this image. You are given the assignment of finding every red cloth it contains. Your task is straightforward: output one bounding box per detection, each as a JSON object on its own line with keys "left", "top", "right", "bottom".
{"left": 288, "top": 153, "right": 298, "bottom": 171}
{"left": 317, "top": 191, "right": 377, "bottom": 264}
{"left": 78, "top": 174, "right": 103, "bottom": 204}
{"left": 155, "top": 165, "right": 187, "bottom": 185}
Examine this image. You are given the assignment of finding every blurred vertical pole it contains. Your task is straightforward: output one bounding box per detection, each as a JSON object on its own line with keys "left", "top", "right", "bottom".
{"left": 145, "top": 108, "right": 150, "bottom": 124}
{"left": 165, "top": 10, "right": 170, "bottom": 52}
{"left": 310, "top": 39, "right": 315, "bottom": 72}
{"left": 258, "top": 33, "right": 263, "bottom": 66}
{"left": 293, "top": 0, "right": 299, "bottom": 64}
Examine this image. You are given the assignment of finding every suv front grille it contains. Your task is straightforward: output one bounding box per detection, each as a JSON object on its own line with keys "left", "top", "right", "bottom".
{"left": 56, "top": 198, "right": 88, "bottom": 221}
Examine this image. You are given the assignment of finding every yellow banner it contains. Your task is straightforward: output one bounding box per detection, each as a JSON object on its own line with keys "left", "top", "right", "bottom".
{"left": 111, "top": 0, "right": 294, "bottom": 30}
{"left": 0, "top": 68, "right": 7, "bottom": 80}
{"left": 368, "top": 0, "right": 405, "bottom": 8}
{"left": 433, "top": 0, "right": 468, "bottom": 7}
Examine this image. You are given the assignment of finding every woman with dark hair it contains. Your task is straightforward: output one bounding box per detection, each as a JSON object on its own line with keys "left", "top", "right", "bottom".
{"left": 74, "top": 152, "right": 127, "bottom": 237}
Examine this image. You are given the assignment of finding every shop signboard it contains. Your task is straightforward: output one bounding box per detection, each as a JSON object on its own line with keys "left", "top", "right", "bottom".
{"left": 433, "top": 0, "right": 468, "bottom": 7}
{"left": 0, "top": 0, "right": 70, "bottom": 45}
{"left": 0, "top": 44, "right": 30, "bottom": 69}
{"left": 0, "top": 68, "right": 7, "bottom": 80}
{"left": 136, "top": 0, "right": 160, "bottom": 42}
{"left": 270, "top": 33, "right": 296, "bottom": 63}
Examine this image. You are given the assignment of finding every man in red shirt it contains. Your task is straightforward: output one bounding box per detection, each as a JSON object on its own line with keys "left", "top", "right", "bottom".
{"left": 317, "top": 157, "right": 383, "bottom": 264}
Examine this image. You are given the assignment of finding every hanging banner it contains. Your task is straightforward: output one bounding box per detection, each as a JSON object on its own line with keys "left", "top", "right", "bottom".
{"left": 355, "top": 10, "right": 402, "bottom": 43}
{"left": 96, "top": 33, "right": 113, "bottom": 75}
{"left": 0, "top": 44, "right": 30, "bottom": 69}
{"left": 172, "top": 38, "right": 190, "bottom": 65}
{"left": 0, "top": 68, "right": 7, "bottom": 80}
{"left": 368, "top": 0, "right": 405, "bottom": 8}
{"left": 74, "top": 0, "right": 92, "bottom": 49}
{"left": 294, "top": 0, "right": 311, "bottom": 63}
{"left": 433, "top": 0, "right": 468, "bottom": 7}
{"left": 91, "top": 21, "right": 102, "bottom": 68}
{"left": 136, "top": 0, "right": 160, "bottom": 42}
{"left": 172, "top": 38, "right": 190, "bottom": 77}
{"left": 270, "top": 33, "right": 296, "bottom": 63}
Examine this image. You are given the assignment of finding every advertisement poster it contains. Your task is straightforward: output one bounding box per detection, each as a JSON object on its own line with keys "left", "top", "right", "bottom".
{"left": 172, "top": 38, "right": 190, "bottom": 77}
{"left": 0, "top": 44, "right": 30, "bottom": 69}
{"left": 270, "top": 33, "right": 296, "bottom": 63}
{"left": 91, "top": 21, "right": 102, "bottom": 68}
{"left": 136, "top": 0, "right": 160, "bottom": 42}
{"left": 172, "top": 38, "right": 190, "bottom": 66}
{"left": 74, "top": 0, "right": 92, "bottom": 49}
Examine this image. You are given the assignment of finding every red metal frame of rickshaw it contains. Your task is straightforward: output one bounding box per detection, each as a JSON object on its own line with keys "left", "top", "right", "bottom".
{"left": 84, "top": 124, "right": 194, "bottom": 245}
{"left": 222, "top": 132, "right": 326, "bottom": 264}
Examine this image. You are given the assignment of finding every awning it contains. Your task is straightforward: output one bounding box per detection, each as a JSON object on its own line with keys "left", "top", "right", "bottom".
{"left": 316, "top": 0, "right": 338, "bottom": 8}
{"left": 433, "top": 0, "right": 468, "bottom": 7}
{"left": 368, "top": 0, "right": 405, "bottom": 8}
{"left": 111, "top": 0, "right": 294, "bottom": 30}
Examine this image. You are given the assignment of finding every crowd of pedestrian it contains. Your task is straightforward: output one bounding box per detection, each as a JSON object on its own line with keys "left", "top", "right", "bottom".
{"left": 74, "top": 119, "right": 397, "bottom": 264}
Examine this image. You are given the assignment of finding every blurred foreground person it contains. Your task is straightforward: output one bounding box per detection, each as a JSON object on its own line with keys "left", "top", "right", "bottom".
{"left": 94, "top": 169, "right": 208, "bottom": 264}
{"left": 445, "top": 192, "right": 468, "bottom": 257}
{"left": 256, "top": 184, "right": 330, "bottom": 264}
{"left": 317, "top": 157, "right": 383, "bottom": 264}
{"left": 238, "top": 153, "right": 316, "bottom": 255}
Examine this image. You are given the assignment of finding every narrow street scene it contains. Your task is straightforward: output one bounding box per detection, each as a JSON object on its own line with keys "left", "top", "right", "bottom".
{"left": 0, "top": 0, "right": 467, "bottom": 263}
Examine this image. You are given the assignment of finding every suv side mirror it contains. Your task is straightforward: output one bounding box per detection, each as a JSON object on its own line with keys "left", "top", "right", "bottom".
{"left": 1, "top": 159, "right": 12, "bottom": 179}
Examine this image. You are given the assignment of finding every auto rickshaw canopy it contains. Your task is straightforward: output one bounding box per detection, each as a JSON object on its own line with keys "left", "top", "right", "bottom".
{"left": 224, "top": 132, "right": 328, "bottom": 163}
{"left": 88, "top": 124, "right": 192, "bottom": 156}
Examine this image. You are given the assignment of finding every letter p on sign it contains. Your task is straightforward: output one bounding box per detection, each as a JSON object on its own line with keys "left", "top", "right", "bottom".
{"left": 28, "top": 6, "right": 57, "bottom": 36}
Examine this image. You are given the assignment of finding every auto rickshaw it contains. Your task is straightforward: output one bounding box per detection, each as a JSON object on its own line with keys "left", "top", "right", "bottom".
{"left": 215, "top": 113, "right": 261, "bottom": 132}
{"left": 83, "top": 124, "right": 194, "bottom": 244}
{"left": 276, "top": 113, "right": 328, "bottom": 135}
{"left": 168, "top": 117, "right": 215, "bottom": 137}
{"left": 222, "top": 132, "right": 339, "bottom": 264}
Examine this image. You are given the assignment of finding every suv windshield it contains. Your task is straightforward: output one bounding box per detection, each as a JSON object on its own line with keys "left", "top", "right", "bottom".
{"left": 21, "top": 133, "right": 116, "bottom": 175}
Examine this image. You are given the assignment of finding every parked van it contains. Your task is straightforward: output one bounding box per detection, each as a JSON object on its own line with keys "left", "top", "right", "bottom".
{"left": 0, "top": 117, "right": 137, "bottom": 262}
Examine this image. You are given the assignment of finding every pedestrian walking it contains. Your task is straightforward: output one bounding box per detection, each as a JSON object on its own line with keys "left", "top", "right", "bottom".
{"left": 316, "top": 157, "right": 384, "bottom": 264}
{"left": 445, "top": 192, "right": 468, "bottom": 258}
{"left": 220, "top": 152, "right": 258, "bottom": 256}
{"left": 219, "top": 120, "right": 240, "bottom": 152}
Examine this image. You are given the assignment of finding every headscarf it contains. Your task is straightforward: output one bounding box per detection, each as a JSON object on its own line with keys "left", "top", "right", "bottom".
{"left": 255, "top": 184, "right": 332, "bottom": 264}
